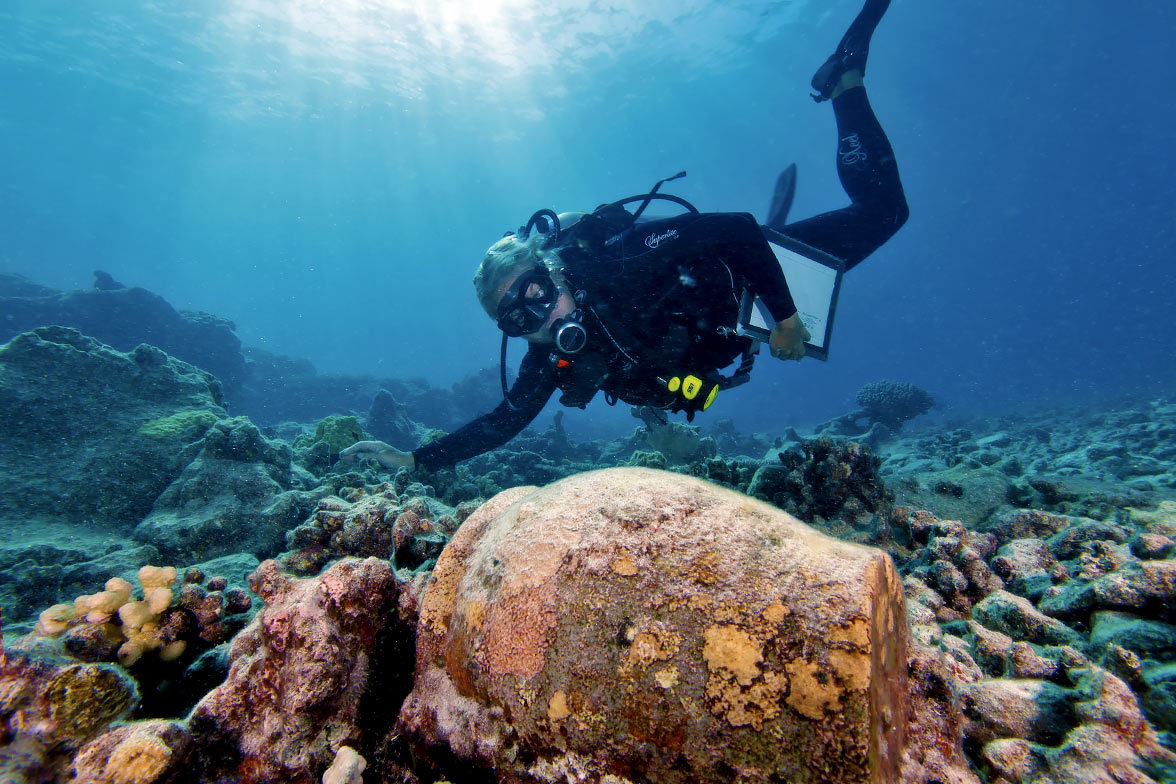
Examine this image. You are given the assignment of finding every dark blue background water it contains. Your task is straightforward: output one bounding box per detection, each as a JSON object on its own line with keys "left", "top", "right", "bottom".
{"left": 3, "top": 1, "right": 1174, "bottom": 440}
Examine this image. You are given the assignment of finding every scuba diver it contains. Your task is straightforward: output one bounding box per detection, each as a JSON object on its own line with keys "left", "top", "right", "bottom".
{"left": 341, "top": 0, "right": 908, "bottom": 473}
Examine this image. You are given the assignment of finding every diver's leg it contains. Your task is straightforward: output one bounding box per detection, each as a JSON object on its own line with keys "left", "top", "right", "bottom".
{"left": 781, "top": 2, "right": 908, "bottom": 270}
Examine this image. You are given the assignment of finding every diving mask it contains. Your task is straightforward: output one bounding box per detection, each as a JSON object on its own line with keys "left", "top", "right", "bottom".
{"left": 496, "top": 266, "right": 559, "bottom": 337}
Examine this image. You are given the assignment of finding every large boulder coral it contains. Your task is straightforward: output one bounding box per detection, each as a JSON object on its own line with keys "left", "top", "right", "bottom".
{"left": 399, "top": 467, "right": 909, "bottom": 784}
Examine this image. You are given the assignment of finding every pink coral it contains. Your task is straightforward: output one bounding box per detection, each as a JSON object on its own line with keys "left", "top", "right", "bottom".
{"left": 187, "top": 557, "right": 401, "bottom": 783}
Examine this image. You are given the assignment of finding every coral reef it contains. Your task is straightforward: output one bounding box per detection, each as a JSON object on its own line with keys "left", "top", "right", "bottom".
{"left": 856, "top": 380, "right": 936, "bottom": 430}
{"left": 0, "top": 327, "right": 235, "bottom": 634}
{"left": 322, "top": 746, "right": 367, "bottom": 784}
{"left": 367, "top": 389, "right": 425, "bottom": 450}
{"left": 291, "top": 414, "right": 373, "bottom": 475}
{"left": 2, "top": 269, "right": 533, "bottom": 437}
{"left": 15, "top": 561, "right": 258, "bottom": 723}
{"left": 4, "top": 298, "right": 1176, "bottom": 784}
{"left": 6, "top": 557, "right": 413, "bottom": 784}
{"left": 891, "top": 498, "right": 1176, "bottom": 783}
{"left": 742, "top": 437, "right": 893, "bottom": 542}
{"left": 883, "top": 399, "right": 1176, "bottom": 528}
{"left": 138, "top": 408, "right": 221, "bottom": 443}
{"left": 237, "top": 347, "right": 504, "bottom": 431}
{"left": 811, "top": 380, "right": 935, "bottom": 447}
{"left": 305, "top": 415, "right": 370, "bottom": 456}
{"left": 69, "top": 719, "right": 191, "bottom": 784}
{"left": 703, "top": 416, "right": 776, "bottom": 459}
{"left": 898, "top": 511, "right": 1006, "bottom": 617}
{"left": 0, "top": 650, "right": 141, "bottom": 782}
{"left": 632, "top": 406, "right": 718, "bottom": 464}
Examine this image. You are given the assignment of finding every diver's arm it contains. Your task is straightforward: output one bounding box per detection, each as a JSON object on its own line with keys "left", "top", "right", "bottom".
{"left": 412, "top": 346, "right": 557, "bottom": 471}
{"left": 718, "top": 213, "right": 798, "bottom": 322}
{"left": 339, "top": 441, "right": 415, "bottom": 469}
{"left": 701, "top": 213, "right": 807, "bottom": 360}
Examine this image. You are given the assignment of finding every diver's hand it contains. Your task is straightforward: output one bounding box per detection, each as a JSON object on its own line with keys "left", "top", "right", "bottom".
{"left": 770, "top": 314, "right": 810, "bottom": 361}
{"left": 338, "top": 440, "right": 416, "bottom": 470}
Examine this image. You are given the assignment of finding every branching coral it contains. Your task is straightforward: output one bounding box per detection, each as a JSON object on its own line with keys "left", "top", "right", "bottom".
{"left": 855, "top": 380, "right": 935, "bottom": 430}
{"left": 745, "top": 437, "right": 892, "bottom": 530}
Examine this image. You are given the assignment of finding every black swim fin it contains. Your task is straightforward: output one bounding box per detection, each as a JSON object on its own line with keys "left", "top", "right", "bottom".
{"left": 811, "top": 0, "right": 892, "bottom": 102}
{"left": 766, "top": 164, "right": 797, "bottom": 232}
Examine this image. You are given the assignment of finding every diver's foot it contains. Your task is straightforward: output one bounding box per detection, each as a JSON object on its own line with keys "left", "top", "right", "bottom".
{"left": 811, "top": 0, "right": 891, "bottom": 102}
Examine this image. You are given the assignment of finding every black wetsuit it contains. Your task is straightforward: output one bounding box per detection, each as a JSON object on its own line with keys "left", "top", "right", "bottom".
{"left": 415, "top": 86, "right": 907, "bottom": 471}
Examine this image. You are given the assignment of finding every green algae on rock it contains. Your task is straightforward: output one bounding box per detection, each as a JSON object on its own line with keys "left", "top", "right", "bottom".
{"left": 137, "top": 409, "right": 220, "bottom": 442}
{"left": 298, "top": 415, "right": 370, "bottom": 454}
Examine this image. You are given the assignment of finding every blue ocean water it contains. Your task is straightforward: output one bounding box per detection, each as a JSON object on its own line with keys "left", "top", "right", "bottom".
{"left": 2, "top": 0, "right": 1174, "bottom": 438}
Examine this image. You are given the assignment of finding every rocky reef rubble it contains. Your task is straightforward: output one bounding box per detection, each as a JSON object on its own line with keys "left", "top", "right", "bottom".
{"left": 888, "top": 497, "right": 1176, "bottom": 783}
{"left": 882, "top": 398, "right": 1176, "bottom": 527}
{"left": 278, "top": 480, "right": 477, "bottom": 576}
